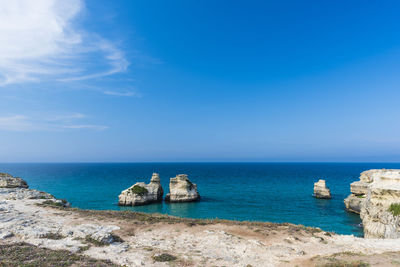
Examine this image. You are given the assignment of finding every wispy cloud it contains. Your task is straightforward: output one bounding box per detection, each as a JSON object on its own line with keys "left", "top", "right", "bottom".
{"left": 0, "top": 0, "right": 128, "bottom": 85}
{"left": 103, "top": 90, "right": 139, "bottom": 97}
{"left": 0, "top": 113, "right": 108, "bottom": 132}
{"left": 62, "top": 124, "right": 108, "bottom": 130}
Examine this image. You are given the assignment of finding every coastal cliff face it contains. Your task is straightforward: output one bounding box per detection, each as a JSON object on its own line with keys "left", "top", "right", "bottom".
{"left": 344, "top": 181, "right": 368, "bottom": 214}
{"left": 118, "top": 173, "right": 163, "bottom": 206}
{"left": 313, "top": 179, "right": 331, "bottom": 199}
{"left": 165, "top": 174, "right": 200, "bottom": 202}
{"left": 345, "top": 169, "right": 400, "bottom": 238}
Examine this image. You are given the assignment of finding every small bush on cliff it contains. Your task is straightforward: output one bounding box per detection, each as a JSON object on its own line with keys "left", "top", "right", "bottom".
{"left": 131, "top": 185, "right": 148, "bottom": 196}
{"left": 153, "top": 253, "right": 176, "bottom": 262}
{"left": 388, "top": 203, "right": 400, "bottom": 216}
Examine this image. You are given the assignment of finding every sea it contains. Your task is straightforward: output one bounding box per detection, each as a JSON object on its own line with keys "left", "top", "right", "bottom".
{"left": 2, "top": 162, "right": 399, "bottom": 236}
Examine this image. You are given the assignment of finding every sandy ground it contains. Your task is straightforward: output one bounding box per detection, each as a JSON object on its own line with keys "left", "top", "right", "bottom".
{"left": 1, "top": 189, "right": 400, "bottom": 266}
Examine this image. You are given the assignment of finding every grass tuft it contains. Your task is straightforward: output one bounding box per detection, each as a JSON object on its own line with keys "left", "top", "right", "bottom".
{"left": 153, "top": 253, "right": 177, "bottom": 262}
{"left": 388, "top": 203, "right": 400, "bottom": 216}
{"left": 40, "top": 232, "right": 65, "bottom": 240}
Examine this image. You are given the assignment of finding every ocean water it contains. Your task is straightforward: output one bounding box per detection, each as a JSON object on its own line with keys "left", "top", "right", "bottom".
{"left": 2, "top": 162, "right": 399, "bottom": 236}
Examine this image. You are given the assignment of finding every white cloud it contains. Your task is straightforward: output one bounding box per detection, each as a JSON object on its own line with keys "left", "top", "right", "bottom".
{"left": 62, "top": 124, "right": 108, "bottom": 130}
{"left": 0, "top": 113, "right": 108, "bottom": 131}
{"left": 0, "top": 115, "right": 35, "bottom": 131}
{"left": 103, "top": 90, "right": 139, "bottom": 97}
{"left": 0, "top": 0, "right": 128, "bottom": 85}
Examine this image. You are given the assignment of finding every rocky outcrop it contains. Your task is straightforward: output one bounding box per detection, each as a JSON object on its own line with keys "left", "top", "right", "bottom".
{"left": 0, "top": 172, "right": 67, "bottom": 204}
{"left": 0, "top": 173, "right": 28, "bottom": 188}
{"left": 165, "top": 174, "right": 200, "bottom": 202}
{"left": 344, "top": 180, "right": 368, "bottom": 214}
{"left": 118, "top": 173, "right": 163, "bottom": 206}
{"left": 313, "top": 179, "right": 331, "bottom": 199}
{"left": 345, "top": 169, "right": 400, "bottom": 238}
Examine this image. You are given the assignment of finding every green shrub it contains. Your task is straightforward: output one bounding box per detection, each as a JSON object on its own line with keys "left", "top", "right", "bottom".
{"left": 388, "top": 203, "right": 400, "bottom": 216}
{"left": 130, "top": 185, "right": 148, "bottom": 196}
{"left": 40, "top": 233, "right": 65, "bottom": 240}
{"left": 153, "top": 253, "right": 176, "bottom": 262}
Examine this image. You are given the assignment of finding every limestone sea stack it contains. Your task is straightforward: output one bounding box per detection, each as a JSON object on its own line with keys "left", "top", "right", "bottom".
{"left": 118, "top": 173, "right": 163, "bottom": 206}
{"left": 165, "top": 174, "right": 200, "bottom": 203}
{"left": 345, "top": 169, "right": 400, "bottom": 238}
{"left": 313, "top": 179, "right": 331, "bottom": 199}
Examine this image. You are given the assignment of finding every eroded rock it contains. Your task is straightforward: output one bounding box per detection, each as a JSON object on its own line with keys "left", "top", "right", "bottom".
{"left": 0, "top": 173, "right": 28, "bottom": 188}
{"left": 118, "top": 173, "right": 163, "bottom": 206}
{"left": 313, "top": 179, "right": 331, "bottom": 199}
{"left": 345, "top": 169, "right": 400, "bottom": 238}
{"left": 165, "top": 174, "right": 200, "bottom": 202}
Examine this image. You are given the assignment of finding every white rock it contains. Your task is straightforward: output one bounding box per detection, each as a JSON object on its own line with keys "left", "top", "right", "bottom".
{"left": 313, "top": 179, "right": 331, "bottom": 199}
{"left": 165, "top": 174, "right": 200, "bottom": 202}
{"left": 0, "top": 173, "right": 28, "bottom": 188}
{"left": 345, "top": 169, "right": 400, "bottom": 238}
{"left": 118, "top": 173, "right": 163, "bottom": 206}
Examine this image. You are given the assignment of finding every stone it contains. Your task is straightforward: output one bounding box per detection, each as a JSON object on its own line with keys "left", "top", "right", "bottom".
{"left": 165, "top": 174, "right": 200, "bottom": 202}
{"left": 313, "top": 179, "right": 331, "bottom": 199}
{"left": 345, "top": 169, "right": 400, "bottom": 238}
{"left": 118, "top": 173, "right": 163, "bottom": 206}
{"left": 0, "top": 173, "right": 28, "bottom": 188}
{"left": 344, "top": 180, "right": 369, "bottom": 214}
{"left": 344, "top": 194, "right": 365, "bottom": 214}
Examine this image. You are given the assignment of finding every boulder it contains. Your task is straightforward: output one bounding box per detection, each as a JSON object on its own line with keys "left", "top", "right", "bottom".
{"left": 0, "top": 173, "right": 28, "bottom": 188}
{"left": 313, "top": 179, "right": 331, "bottom": 199}
{"left": 345, "top": 169, "right": 400, "bottom": 238}
{"left": 165, "top": 174, "right": 200, "bottom": 202}
{"left": 118, "top": 173, "right": 163, "bottom": 206}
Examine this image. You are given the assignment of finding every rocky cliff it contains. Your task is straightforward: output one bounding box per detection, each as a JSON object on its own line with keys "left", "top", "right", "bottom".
{"left": 118, "top": 173, "right": 163, "bottom": 206}
{"left": 345, "top": 169, "right": 400, "bottom": 238}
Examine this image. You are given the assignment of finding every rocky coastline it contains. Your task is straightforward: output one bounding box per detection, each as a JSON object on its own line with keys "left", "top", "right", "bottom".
{"left": 2, "top": 173, "right": 400, "bottom": 266}
{"left": 345, "top": 169, "right": 400, "bottom": 239}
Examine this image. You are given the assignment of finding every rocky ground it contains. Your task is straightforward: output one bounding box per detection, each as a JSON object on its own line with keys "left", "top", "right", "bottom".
{"left": 1, "top": 186, "right": 400, "bottom": 266}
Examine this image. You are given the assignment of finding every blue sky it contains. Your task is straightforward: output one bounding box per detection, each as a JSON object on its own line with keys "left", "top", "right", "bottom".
{"left": 1, "top": 0, "right": 400, "bottom": 162}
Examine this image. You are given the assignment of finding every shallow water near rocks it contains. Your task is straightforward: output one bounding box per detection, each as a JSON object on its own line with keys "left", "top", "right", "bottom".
{"left": 2, "top": 162, "right": 399, "bottom": 236}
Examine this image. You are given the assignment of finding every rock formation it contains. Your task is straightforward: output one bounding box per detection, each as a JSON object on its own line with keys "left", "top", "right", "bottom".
{"left": 0, "top": 172, "right": 67, "bottom": 204}
{"left": 313, "top": 179, "right": 331, "bottom": 199}
{"left": 118, "top": 173, "right": 163, "bottom": 206}
{"left": 165, "top": 174, "right": 200, "bottom": 202}
{"left": 344, "top": 179, "right": 369, "bottom": 214}
{"left": 345, "top": 169, "right": 400, "bottom": 238}
{"left": 0, "top": 173, "right": 28, "bottom": 188}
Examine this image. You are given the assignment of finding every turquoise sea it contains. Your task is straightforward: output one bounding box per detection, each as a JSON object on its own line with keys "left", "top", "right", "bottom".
{"left": 2, "top": 162, "right": 399, "bottom": 236}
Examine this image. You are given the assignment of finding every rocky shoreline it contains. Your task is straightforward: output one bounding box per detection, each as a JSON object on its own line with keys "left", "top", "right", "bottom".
{"left": 2, "top": 173, "right": 400, "bottom": 266}
{"left": 344, "top": 169, "right": 400, "bottom": 239}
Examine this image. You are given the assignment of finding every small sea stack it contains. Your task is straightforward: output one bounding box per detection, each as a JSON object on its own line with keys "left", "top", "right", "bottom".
{"left": 165, "top": 174, "right": 200, "bottom": 203}
{"left": 118, "top": 173, "right": 163, "bottom": 206}
{"left": 313, "top": 179, "right": 331, "bottom": 199}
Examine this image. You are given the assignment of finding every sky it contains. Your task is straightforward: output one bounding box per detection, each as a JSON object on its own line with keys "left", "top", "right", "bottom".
{"left": 0, "top": 0, "right": 400, "bottom": 162}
